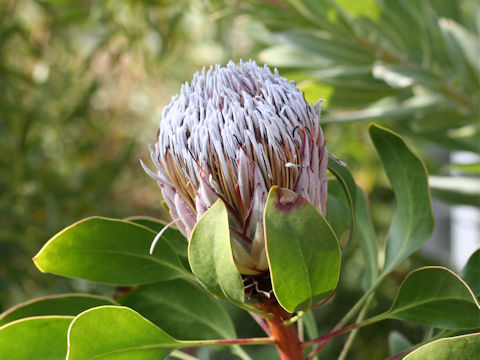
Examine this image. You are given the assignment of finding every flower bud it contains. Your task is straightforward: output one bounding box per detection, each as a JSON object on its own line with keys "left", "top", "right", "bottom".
{"left": 143, "top": 60, "right": 328, "bottom": 275}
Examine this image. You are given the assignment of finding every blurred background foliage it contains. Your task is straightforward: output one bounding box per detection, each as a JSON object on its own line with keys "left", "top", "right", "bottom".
{"left": 0, "top": 0, "right": 478, "bottom": 359}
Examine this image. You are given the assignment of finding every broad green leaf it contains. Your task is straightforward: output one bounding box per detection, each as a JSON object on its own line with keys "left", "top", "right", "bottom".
{"left": 355, "top": 186, "right": 378, "bottom": 289}
{"left": 369, "top": 124, "right": 434, "bottom": 275}
{"left": 0, "top": 294, "right": 117, "bottom": 326}
{"left": 67, "top": 306, "right": 181, "bottom": 360}
{"left": 34, "top": 217, "right": 186, "bottom": 285}
{"left": 0, "top": 316, "right": 73, "bottom": 360}
{"left": 382, "top": 267, "right": 480, "bottom": 329}
{"left": 388, "top": 331, "right": 411, "bottom": 356}
{"left": 188, "top": 199, "right": 245, "bottom": 303}
{"left": 117, "top": 278, "right": 236, "bottom": 340}
{"left": 125, "top": 216, "right": 188, "bottom": 259}
{"left": 265, "top": 186, "right": 341, "bottom": 312}
{"left": 461, "top": 249, "right": 480, "bottom": 296}
{"left": 404, "top": 333, "right": 480, "bottom": 360}
{"left": 327, "top": 157, "right": 357, "bottom": 251}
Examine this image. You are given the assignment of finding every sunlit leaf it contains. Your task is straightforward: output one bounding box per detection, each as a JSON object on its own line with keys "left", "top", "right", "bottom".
{"left": 125, "top": 216, "right": 188, "bottom": 259}
{"left": 34, "top": 217, "right": 186, "bottom": 285}
{"left": 67, "top": 306, "right": 181, "bottom": 360}
{"left": 404, "top": 333, "right": 480, "bottom": 360}
{"left": 0, "top": 294, "right": 116, "bottom": 326}
{"left": 0, "top": 316, "right": 73, "bottom": 360}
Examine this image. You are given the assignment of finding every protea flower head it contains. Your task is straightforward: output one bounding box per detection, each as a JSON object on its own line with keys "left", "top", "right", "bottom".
{"left": 142, "top": 60, "right": 328, "bottom": 275}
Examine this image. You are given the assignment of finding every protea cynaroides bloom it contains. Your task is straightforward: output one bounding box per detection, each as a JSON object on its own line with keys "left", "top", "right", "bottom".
{"left": 142, "top": 60, "right": 328, "bottom": 276}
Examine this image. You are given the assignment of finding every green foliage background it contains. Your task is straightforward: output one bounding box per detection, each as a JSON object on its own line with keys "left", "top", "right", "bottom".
{"left": 1, "top": 0, "right": 478, "bottom": 358}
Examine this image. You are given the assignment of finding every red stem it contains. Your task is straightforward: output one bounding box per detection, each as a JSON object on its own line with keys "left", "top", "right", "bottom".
{"left": 303, "top": 322, "right": 361, "bottom": 348}
{"left": 259, "top": 301, "right": 305, "bottom": 360}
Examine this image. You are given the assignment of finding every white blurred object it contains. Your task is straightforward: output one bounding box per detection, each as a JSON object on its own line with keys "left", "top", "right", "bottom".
{"left": 450, "top": 151, "right": 480, "bottom": 270}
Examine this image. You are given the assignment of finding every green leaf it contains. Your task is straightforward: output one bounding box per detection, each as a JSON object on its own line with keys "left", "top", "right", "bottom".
{"left": 388, "top": 331, "right": 412, "bottom": 356}
{"left": 439, "top": 19, "right": 480, "bottom": 74}
{"left": 188, "top": 199, "right": 245, "bottom": 303}
{"left": 404, "top": 333, "right": 480, "bottom": 360}
{"left": 0, "top": 316, "right": 73, "bottom": 360}
{"left": 369, "top": 124, "right": 434, "bottom": 275}
{"left": 264, "top": 186, "right": 341, "bottom": 312}
{"left": 326, "top": 180, "right": 350, "bottom": 240}
{"left": 303, "top": 310, "right": 319, "bottom": 340}
{"left": 34, "top": 217, "right": 186, "bottom": 285}
{"left": 259, "top": 44, "right": 329, "bottom": 69}
{"left": 125, "top": 216, "right": 188, "bottom": 259}
{"left": 461, "top": 248, "right": 480, "bottom": 296}
{"left": 67, "top": 306, "right": 181, "bottom": 360}
{"left": 355, "top": 186, "right": 378, "bottom": 290}
{"left": 382, "top": 267, "right": 480, "bottom": 329}
{"left": 117, "top": 278, "right": 236, "bottom": 340}
{"left": 0, "top": 294, "right": 117, "bottom": 326}
{"left": 327, "top": 157, "right": 357, "bottom": 250}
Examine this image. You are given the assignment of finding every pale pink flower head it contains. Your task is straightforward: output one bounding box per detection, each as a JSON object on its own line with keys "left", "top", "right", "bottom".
{"left": 143, "top": 60, "right": 328, "bottom": 275}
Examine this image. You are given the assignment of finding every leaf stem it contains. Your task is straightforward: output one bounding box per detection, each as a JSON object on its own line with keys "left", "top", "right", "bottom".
{"left": 303, "top": 320, "right": 368, "bottom": 350}
{"left": 182, "top": 337, "right": 274, "bottom": 347}
{"left": 337, "top": 294, "right": 374, "bottom": 360}
{"left": 283, "top": 311, "right": 305, "bottom": 326}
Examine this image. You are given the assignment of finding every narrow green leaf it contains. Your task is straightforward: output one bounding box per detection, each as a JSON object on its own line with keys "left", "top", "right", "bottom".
{"left": 325, "top": 94, "right": 444, "bottom": 123}
{"left": 369, "top": 124, "right": 434, "bottom": 275}
{"left": 388, "top": 331, "right": 412, "bottom": 356}
{"left": 259, "top": 44, "right": 329, "bottom": 69}
{"left": 0, "top": 294, "right": 117, "bottom": 326}
{"left": 125, "top": 216, "right": 188, "bottom": 259}
{"left": 265, "top": 186, "right": 341, "bottom": 312}
{"left": 461, "top": 248, "right": 480, "bottom": 296}
{"left": 355, "top": 186, "right": 378, "bottom": 289}
{"left": 327, "top": 157, "right": 357, "bottom": 250}
{"left": 439, "top": 18, "right": 480, "bottom": 74}
{"left": 67, "top": 306, "right": 181, "bottom": 360}
{"left": 303, "top": 310, "right": 319, "bottom": 340}
{"left": 117, "top": 278, "right": 236, "bottom": 341}
{"left": 404, "top": 333, "right": 480, "bottom": 360}
{"left": 383, "top": 267, "right": 480, "bottom": 329}
{"left": 34, "top": 217, "right": 186, "bottom": 285}
{"left": 326, "top": 180, "right": 350, "bottom": 240}
{"left": 0, "top": 316, "right": 73, "bottom": 360}
{"left": 188, "top": 199, "right": 245, "bottom": 303}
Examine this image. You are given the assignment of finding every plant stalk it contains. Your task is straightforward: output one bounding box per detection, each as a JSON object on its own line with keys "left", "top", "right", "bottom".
{"left": 259, "top": 301, "right": 305, "bottom": 360}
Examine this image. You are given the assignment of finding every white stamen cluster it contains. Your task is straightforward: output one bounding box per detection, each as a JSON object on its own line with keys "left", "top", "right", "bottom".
{"left": 143, "top": 60, "right": 328, "bottom": 275}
